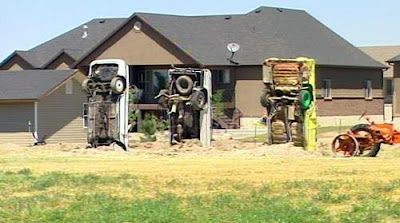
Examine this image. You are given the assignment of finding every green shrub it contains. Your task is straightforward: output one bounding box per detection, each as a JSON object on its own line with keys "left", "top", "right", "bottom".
{"left": 212, "top": 90, "right": 225, "bottom": 119}
{"left": 156, "top": 118, "right": 169, "bottom": 131}
{"left": 140, "top": 114, "right": 157, "bottom": 142}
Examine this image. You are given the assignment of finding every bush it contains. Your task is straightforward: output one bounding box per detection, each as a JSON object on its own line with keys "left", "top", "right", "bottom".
{"left": 140, "top": 114, "right": 157, "bottom": 142}
{"left": 156, "top": 118, "right": 169, "bottom": 131}
{"left": 212, "top": 90, "right": 225, "bottom": 119}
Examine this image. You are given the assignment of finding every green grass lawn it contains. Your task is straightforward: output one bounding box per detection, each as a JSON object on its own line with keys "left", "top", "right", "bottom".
{"left": 1, "top": 146, "right": 400, "bottom": 222}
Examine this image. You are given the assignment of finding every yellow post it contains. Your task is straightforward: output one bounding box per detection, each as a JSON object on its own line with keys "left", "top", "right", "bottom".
{"left": 300, "top": 58, "right": 317, "bottom": 151}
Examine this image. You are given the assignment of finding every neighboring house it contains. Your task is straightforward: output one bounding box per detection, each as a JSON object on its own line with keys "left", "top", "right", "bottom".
{"left": 359, "top": 45, "right": 400, "bottom": 121}
{"left": 387, "top": 54, "right": 400, "bottom": 127}
{"left": 0, "top": 70, "right": 86, "bottom": 145}
{"left": 0, "top": 6, "right": 387, "bottom": 132}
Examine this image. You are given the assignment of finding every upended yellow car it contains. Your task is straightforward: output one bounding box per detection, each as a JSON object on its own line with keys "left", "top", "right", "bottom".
{"left": 260, "top": 57, "right": 317, "bottom": 151}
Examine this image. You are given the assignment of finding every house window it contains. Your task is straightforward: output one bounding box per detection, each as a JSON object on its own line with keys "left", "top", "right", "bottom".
{"left": 364, "top": 80, "right": 372, "bottom": 100}
{"left": 152, "top": 70, "right": 169, "bottom": 93}
{"left": 385, "top": 79, "right": 393, "bottom": 96}
{"left": 218, "top": 69, "right": 230, "bottom": 84}
{"left": 65, "top": 80, "right": 73, "bottom": 95}
{"left": 323, "top": 79, "right": 332, "bottom": 99}
{"left": 83, "top": 103, "right": 88, "bottom": 128}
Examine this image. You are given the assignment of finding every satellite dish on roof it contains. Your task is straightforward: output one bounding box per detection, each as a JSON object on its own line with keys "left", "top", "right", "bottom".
{"left": 82, "top": 25, "right": 88, "bottom": 39}
{"left": 227, "top": 43, "right": 240, "bottom": 53}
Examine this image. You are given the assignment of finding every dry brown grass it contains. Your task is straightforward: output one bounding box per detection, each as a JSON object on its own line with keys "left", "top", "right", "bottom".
{"left": 1, "top": 140, "right": 400, "bottom": 222}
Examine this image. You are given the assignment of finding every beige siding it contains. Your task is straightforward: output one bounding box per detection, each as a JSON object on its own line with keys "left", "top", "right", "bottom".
{"left": 0, "top": 102, "right": 34, "bottom": 145}
{"left": 46, "top": 54, "right": 75, "bottom": 70}
{"left": 80, "top": 18, "right": 195, "bottom": 66}
{"left": 56, "top": 62, "right": 70, "bottom": 69}
{"left": 234, "top": 66, "right": 264, "bottom": 117}
{"left": 8, "top": 63, "right": 23, "bottom": 71}
{"left": 0, "top": 133, "right": 33, "bottom": 145}
{"left": 38, "top": 79, "right": 87, "bottom": 143}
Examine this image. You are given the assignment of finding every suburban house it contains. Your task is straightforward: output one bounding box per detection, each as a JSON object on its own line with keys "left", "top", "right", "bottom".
{"left": 387, "top": 53, "right": 400, "bottom": 126}
{"left": 0, "top": 6, "right": 387, "bottom": 144}
{"left": 0, "top": 70, "right": 86, "bottom": 144}
{"left": 360, "top": 45, "right": 400, "bottom": 121}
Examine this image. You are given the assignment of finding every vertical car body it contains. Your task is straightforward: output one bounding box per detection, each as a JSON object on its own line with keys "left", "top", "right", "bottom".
{"left": 260, "top": 57, "right": 317, "bottom": 150}
{"left": 82, "top": 59, "right": 129, "bottom": 150}
{"left": 156, "top": 67, "right": 212, "bottom": 146}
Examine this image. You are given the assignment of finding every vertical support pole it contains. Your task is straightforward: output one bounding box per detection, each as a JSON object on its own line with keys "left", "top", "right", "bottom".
{"left": 34, "top": 101, "right": 38, "bottom": 142}
{"left": 304, "top": 58, "right": 317, "bottom": 151}
{"left": 200, "top": 69, "right": 212, "bottom": 147}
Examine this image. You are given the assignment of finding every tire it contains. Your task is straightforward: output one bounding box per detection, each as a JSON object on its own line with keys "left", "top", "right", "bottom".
{"left": 331, "top": 134, "right": 359, "bottom": 157}
{"left": 291, "top": 122, "right": 303, "bottom": 147}
{"left": 175, "top": 75, "right": 193, "bottom": 96}
{"left": 350, "top": 124, "right": 372, "bottom": 133}
{"left": 260, "top": 89, "right": 272, "bottom": 108}
{"left": 350, "top": 124, "right": 376, "bottom": 156}
{"left": 82, "top": 79, "right": 94, "bottom": 92}
{"left": 362, "top": 143, "right": 381, "bottom": 157}
{"left": 191, "top": 90, "right": 206, "bottom": 110}
{"left": 271, "top": 120, "right": 287, "bottom": 144}
{"left": 110, "top": 76, "right": 126, "bottom": 94}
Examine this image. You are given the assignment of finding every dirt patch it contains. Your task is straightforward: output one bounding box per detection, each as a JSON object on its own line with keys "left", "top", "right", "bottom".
{"left": 0, "top": 131, "right": 342, "bottom": 158}
{"left": 126, "top": 138, "right": 323, "bottom": 158}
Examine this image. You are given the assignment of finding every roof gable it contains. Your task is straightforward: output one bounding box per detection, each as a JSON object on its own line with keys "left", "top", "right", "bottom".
{"left": 1, "top": 18, "right": 126, "bottom": 69}
{"left": 0, "top": 51, "right": 36, "bottom": 70}
{"left": 75, "top": 16, "right": 198, "bottom": 66}
{"left": 42, "top": 49, "right": 80, "bottom": 69}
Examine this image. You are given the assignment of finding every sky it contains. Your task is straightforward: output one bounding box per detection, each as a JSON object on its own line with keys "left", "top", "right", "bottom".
{"left": 0, "top": 0, "right": 399, "bottom": 60}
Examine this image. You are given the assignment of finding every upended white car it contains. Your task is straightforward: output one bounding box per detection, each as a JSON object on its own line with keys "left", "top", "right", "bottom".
{"left": 81, "top": 59, "right": 129, "bottom": 150}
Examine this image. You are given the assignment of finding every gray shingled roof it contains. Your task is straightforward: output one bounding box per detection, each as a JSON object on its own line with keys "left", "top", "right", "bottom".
{"left": 0, "top": 70, "right": 77, "bottom": 100}
{"left": 0, "top": 18, "right": 126, "bottom": 68}
{"left": 388, "top": 53, "right": 400, "bottom": 63}
{"left": 2, "top": 6, "right": 387, "bottom": 69}
{"left": 135, "top": 7, "right": 385, "bottom": 68}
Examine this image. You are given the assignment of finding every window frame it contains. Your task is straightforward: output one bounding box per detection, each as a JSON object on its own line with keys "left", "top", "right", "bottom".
{"left": 323, "top": 79, "right": 332, "bottom": 100}
{"left": 218, "top": 69, "right": 231, "bottom": 85}
{"left": 364, "top": 80, "right": 372, "bottom": 100}
{"left": 385, "top": 78, "right": 393, "bottom": 96}
{"left": 83, "top": 103, "right": 88, "bottom": 128}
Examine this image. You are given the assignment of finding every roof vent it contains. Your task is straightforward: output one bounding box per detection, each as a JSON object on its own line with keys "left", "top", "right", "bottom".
{"left": 225, "top": 16, "right": 232, "bottom": 20}
{"left": 99, "top": 19, "right": 106, "bottom": 23}
{"left": 81, "top": 25, "right": 88, "bottom": 39}
{"left": 255, "top": 9, "right": 262, "bottom": 13}
{"left": 276, "top": 8, "right": 283, "bottom": 12}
